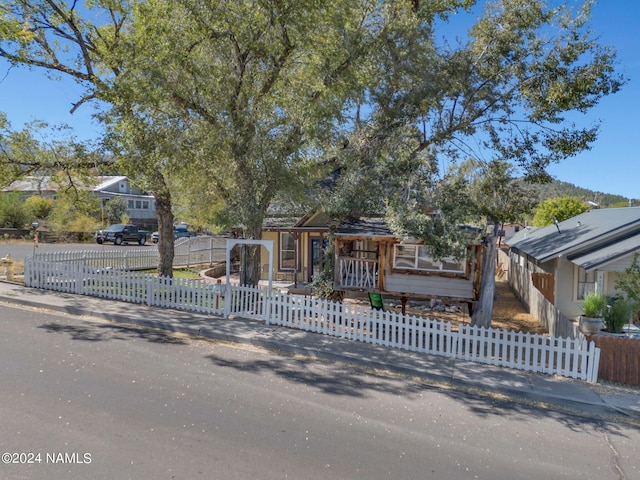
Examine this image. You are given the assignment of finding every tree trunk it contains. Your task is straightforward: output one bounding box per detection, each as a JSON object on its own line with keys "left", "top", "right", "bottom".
{"left": 471, "top": 222, "right": 499, "bottom": 329}
{"left": 155, "top": 190, "right": 175, "bottom": 278}
{"left": 240, "top": 221, "right": 262, "bottom": 287}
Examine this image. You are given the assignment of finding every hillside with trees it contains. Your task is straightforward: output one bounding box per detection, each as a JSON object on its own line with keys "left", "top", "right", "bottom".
{"left": 526, "top": 178, "right": 632, "bottom": 208}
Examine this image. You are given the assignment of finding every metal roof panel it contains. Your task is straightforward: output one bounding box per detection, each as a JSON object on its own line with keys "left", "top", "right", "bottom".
{"left": 507, "top": 207, "right": 640, "bottom": 263}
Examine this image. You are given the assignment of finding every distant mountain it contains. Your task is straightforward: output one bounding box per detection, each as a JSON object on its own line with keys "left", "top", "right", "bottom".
{"left": 522, "top": 179, "right": 632, "bottom": 208}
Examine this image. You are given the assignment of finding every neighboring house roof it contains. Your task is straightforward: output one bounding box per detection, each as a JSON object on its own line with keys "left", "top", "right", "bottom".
{"left": 98, "top": 190, "right": 155, "bottom": 200}
{"left": 568, "top": 231, "right": 640, "bottom": 271}
{"left": 92, "top": 176, "right": 129, "bottom": 191}
{"left": 507, "top": 207, "right": 640, "bottom": 270}
{"left": 5, "top": 175, "right": 127, "bottom": 193}
{"left": 503, "top": 226, "right": 538, "bottom": 245}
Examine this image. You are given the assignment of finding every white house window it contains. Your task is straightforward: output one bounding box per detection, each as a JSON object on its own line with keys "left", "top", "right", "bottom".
{"left": 393, "top": 244, "right": 465, "bottom": 274}
{"left": 280, "top": 232, "right": 296, "bottom": 270}
{"left": 142, "top": 201, "right": 149, "bottom": 209}
{"left": 576, "top": 267, "right": 596, "bottom": 300}
{"left": 128, "top": 200, "right": 134, "bottom": 209}
{"left": 135, "top": 200, "right": 142, "bottom": 209}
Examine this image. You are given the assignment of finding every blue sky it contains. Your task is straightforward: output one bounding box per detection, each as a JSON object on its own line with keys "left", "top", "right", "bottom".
{"left": 0, "top": 1, "right": 638, "bottom": 200}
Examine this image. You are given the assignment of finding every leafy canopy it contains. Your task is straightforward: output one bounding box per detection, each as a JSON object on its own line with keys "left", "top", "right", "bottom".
{"left": 532, "top": 195, "right": 589, "bottom": 226}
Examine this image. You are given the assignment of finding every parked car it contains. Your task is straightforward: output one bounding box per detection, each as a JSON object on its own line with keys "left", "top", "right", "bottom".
{"left": 95, "top": 224, "right": 149, "bottom": 245}
{"left": 151, "top": 225, "right": 197, "bottom": 243}
{"left": 175, "top": 226, "right": 197, "bottom": 239}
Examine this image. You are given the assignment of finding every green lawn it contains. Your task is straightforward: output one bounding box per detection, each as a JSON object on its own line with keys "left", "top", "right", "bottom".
{"left": 140, "top": 268, "right": 202, "bottom": 280}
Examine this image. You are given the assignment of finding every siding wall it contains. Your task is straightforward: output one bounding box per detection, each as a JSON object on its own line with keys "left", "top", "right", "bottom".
{"left": 384, "top": 273, "right": 474, "bottom": 299}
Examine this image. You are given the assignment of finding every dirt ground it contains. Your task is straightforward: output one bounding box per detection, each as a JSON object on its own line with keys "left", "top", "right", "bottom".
{"left": 377, "top": 280, "right": 547, "bottom": 335}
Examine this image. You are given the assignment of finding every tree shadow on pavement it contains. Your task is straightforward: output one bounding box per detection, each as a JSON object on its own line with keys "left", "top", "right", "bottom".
{"left": 38, "top": 321, "right": 188, "bottom": 345}
{"left": 203, "top": 350, "right": 635, "bottom": 438}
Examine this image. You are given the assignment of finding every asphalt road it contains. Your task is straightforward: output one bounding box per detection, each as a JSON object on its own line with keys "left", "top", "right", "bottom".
{"left": 1, "top": 303, "right": 639, "bottom": 480}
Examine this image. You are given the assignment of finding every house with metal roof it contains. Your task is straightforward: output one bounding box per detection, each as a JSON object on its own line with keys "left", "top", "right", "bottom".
{"left": 506, "top": 207, "right": 640, "bottom": 320}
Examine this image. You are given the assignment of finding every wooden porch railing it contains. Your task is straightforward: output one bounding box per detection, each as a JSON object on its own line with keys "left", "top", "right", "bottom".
{"left": 336, "top": 257, "right": 378, "bottom": 290}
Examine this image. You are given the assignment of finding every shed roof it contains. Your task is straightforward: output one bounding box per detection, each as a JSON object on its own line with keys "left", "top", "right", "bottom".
{"left": 334, "top": 218, "right": 394, "bottom": 239}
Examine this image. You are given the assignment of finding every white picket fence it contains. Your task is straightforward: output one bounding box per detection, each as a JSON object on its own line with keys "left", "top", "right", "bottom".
{"left": 31, "top": 248, "right": 160, "bottom": 270}
{"left": 24, "top": 258, "right": 600, "bottom": 382}
{"left": 267, "top": 293, "right": 600, "bottom": 381}
{"left": 30, "top": 236, "right": 227, "bottom": 270}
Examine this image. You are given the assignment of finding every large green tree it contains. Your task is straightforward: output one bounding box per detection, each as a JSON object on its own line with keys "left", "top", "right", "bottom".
{"left": 329, "top": 0, "right": 622, "bottom": 223}
{"left": 319, "top": 0, "right": 623, "bottom": 324}
{"left": 2, "top": 0, "right": 625, "bottom": 319}
{"left": 0, "top": 0, "right": 181, "bottom": 276}
{"left": 104, "top": 0, "right": 400, "bottom": 285}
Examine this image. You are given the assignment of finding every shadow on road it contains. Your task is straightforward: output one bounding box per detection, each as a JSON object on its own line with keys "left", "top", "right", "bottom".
{"left": 203, "top": 351, "right": 629, "bottom": 438}
{"left": 38, "top": 321, "right": 188, "bottom": 345}
{"left": 33, "top": 312, "right": 634, "bottom": 437}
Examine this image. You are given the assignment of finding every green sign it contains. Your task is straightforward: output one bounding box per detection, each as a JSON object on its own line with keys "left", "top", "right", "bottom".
{"left": 368, "top": 292, "right": 384, "bottom": 310}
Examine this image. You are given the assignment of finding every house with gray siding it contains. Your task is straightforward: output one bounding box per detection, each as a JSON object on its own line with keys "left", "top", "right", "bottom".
{"left": 4, "top": 175, "right": 156, "bottom": 226}
{"left": 506, "top": 207, "right": 640, "bottom": 320}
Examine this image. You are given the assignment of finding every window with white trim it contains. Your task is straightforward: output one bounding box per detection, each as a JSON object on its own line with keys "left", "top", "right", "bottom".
{"left": 576, "top": 266, "right": 595, "bottom": 300}
{"left": 279, "top": 232, "right": 296, "bottom": 270}
{"left": 393, "top": 244, "right": 465, "bottom": 274}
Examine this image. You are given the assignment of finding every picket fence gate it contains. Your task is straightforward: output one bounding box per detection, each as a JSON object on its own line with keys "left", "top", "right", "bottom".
{"left": 24, "top": 258, "right": 600, "bottom": 382}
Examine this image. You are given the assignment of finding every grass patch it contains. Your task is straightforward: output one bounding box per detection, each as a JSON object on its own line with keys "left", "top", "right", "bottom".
{"left": 139, "top": 268, "right": 202, "bottom": 280}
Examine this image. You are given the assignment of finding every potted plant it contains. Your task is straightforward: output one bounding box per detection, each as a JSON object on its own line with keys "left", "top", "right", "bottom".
{"left": 579, "top": 291, "right": 607, "bottom": 334}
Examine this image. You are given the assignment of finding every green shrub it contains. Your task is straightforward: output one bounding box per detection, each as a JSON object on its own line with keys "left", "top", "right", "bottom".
{"left": 582, "top": 291, "right": 607, "bottom": 318}
{"left": 24, "top": 195, "right": 54, "bottom": 220}
{"left": 615, "top": 252, "right": 640, "bottom": 322}
{"left": 604, "top": 297, "right": 631, "bottom": 333}
{"left": 0, "top": 192, "right": 29, "bottom": 228}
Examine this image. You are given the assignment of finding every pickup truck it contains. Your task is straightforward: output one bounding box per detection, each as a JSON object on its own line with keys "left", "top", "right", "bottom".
{"left": 95, "top": 224, "right": 149, "bottom": 245}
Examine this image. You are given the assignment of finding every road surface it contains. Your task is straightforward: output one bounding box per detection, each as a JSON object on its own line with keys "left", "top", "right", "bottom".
{"left": 1, "top": 303, "right": 638, "bottom": 480}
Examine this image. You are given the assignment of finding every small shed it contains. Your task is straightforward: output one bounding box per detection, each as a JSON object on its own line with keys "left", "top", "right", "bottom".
{"left": 333, "top": 218, "right": 483, "bottom": 310}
